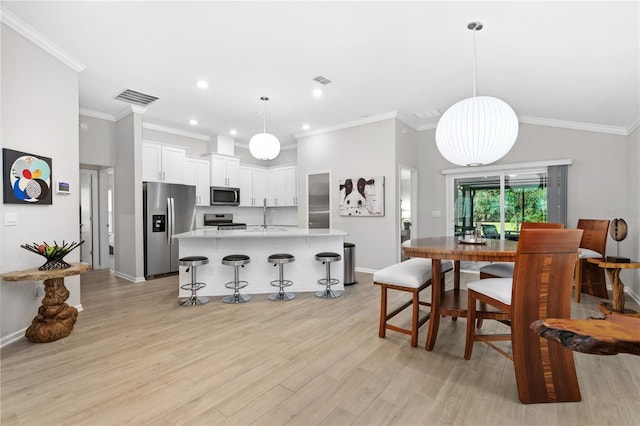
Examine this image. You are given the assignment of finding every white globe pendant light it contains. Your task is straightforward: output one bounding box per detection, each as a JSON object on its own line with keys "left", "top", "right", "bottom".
{"left": 249, "top": 96, "right": 281, "bottom": 160}
{"left": 436, "top": 22, "right": 519, "bottom": 167}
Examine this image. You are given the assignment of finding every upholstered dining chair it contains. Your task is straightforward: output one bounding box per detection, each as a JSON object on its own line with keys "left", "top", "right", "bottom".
{"left": 478, "top": 222, "right": 564, "bottom": 279}
{"left": 574, "top": 219, "right": 610, "bottom": 302}
{"left": 464, "top": 228, "right": 583, "bottom": 404}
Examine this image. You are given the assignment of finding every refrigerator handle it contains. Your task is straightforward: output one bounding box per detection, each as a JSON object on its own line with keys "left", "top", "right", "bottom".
{"left": 167, "top": 197, "right": 172, "bottom": 245}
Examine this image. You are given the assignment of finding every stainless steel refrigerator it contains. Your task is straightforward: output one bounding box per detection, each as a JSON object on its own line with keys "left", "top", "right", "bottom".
{"left": 143, "top": 182, "right": 196, "bottom": 279}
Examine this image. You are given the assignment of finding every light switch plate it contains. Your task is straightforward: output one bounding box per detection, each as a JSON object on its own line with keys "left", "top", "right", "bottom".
{"left": 431, "top": 210, "right": 442, "bottom": 217}
{"left": 5, "top": 212, "right": 17, "bottom": 226}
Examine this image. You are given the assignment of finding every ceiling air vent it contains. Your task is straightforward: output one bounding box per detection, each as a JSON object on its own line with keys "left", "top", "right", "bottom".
{"left": 115, "top": 89, "right": 159, "bottom": 106}
{"left": 412, "top": 109, "right": 441, "bottom": 120}
{"left": 312, "top": 75, "right": 332, "bottom": 85}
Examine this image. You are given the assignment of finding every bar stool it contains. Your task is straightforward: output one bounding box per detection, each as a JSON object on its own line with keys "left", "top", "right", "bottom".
{"left": 315, "top": 252, "right": 342, "bottom": 298}
{"left": 222, "top": 254, "right": 251, "bottom": 303}
{"left": 179, "top": 256, "right": 209, "bottom": 306}
{"left": 268, "top": 253, "right": 295, "bottom": 301}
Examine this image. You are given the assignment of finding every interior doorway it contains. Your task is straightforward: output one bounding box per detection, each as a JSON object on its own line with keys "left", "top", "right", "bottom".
{"left": 399, "top": 166, "right": 418, "bottom": 261}
{"left": 99, "top": 168, "right": 115, "bottom": 270}
{"left": 307, "top": 171, "right": 331, "bottom": 229}
{"left": 79, "top": 169, "right": 99, "bottom": 265}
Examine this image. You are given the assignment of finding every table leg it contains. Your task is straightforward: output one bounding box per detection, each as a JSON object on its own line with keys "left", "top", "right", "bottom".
{"left": 425, "top": 259, "right": 442, "bottom": 351}
{"left": 25, "top": 276, "right": 78, "bottom": 343}
{"left": 606, "top": 268, "right": 625, "bottom": 312}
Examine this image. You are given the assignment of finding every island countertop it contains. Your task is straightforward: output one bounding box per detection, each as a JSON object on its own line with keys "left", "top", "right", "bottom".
{"left": 173, "top": 227, "right": 348, "bottom": 297}
{"left": 173, "top": 227, "right": 347, "bottom": 239}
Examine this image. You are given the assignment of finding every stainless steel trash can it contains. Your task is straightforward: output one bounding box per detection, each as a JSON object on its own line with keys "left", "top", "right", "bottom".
{"left": 343, "top": 242, "right": 356, "bottom": 285}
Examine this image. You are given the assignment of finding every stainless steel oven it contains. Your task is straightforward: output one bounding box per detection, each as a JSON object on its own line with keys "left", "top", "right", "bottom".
{"left": 210, "top": 186, "right": 240, "bottom": 206}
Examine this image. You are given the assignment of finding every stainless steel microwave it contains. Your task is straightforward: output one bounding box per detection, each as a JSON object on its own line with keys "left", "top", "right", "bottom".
{"left": 210, "top": 186, "right": 240, "bottom": 206}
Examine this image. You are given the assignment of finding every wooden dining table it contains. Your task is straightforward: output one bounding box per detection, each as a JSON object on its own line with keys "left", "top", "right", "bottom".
{"left": 402, "top": 236, "right": 519, "bottom": 350}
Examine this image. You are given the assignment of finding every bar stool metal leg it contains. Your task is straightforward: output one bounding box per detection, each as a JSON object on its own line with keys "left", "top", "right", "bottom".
{"left": 222, "top": 254, "right": 251, "bottom": 304}
{"left": 179, "top": 256, "right": 209, "bottom": 306}
{"left": 315, "top": 252, "right": 342, "bottom": 298}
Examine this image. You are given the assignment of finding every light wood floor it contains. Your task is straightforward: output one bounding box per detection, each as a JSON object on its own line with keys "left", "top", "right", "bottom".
{"left": 2, "top": 269, "right": 639, "bottom": 425}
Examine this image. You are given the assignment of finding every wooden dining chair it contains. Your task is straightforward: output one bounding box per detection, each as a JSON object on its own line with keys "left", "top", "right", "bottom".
{"left": 464, "top": 228, "right": 583, "bottom": 404}
{"left": 478, "top": 222, "right": 564, "bottom": 279}
{"left": 574, "top": 219, "right": 610, "bottom": 302}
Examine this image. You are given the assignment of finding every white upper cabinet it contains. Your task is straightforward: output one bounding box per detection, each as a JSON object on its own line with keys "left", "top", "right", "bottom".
{"left": 267, "top": 167, "right": 286, "bottom": 206}
{"left": 267, "top": 166, "right": 298, "bottom": 207}
{"left": 284, "top": 166, "right": 298, "bottom": 206}
{"left": 210, "top": 154, "right": 240, "bottom": 187}
{"left": 186, "top": 157, "right": 210, "bottom": 206}
{"left": 240, "top": 166, "right": 267, "bottom": 207}
{"left": 143, "top": 142, "right": 185, "bottom": 183}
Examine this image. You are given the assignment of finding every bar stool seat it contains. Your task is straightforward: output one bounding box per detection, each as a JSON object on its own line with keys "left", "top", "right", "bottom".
{"left": 315, "top": 252, "right": 342, "bottom": 298}
{"left": 179, "top": 256, "right": 209, "bottom": 306}
{"left": 222, "top": 254, "right": 251, "bottom": 303}
{"left": 268, "top": 253, "right": 295, "bottom": 301}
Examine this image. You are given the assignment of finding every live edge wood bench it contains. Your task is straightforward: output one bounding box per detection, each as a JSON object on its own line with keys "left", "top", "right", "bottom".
{"left": 374, "top": 258, "right": 453, "bottom": 347}
{"left": 532, "top": 315, "right": 640, "bottom": 356}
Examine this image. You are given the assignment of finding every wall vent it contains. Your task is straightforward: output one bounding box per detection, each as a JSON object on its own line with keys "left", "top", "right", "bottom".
{"left": 115, "top": 89, "right": 159, "bottom": 106}
{"left": 312, "top": 75, "right": 332, "bottom": 85}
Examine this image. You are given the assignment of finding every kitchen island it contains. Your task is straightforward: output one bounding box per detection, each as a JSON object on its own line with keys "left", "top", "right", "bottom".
{"left": 173, "top": 227, "right": 347, "bottom": 297}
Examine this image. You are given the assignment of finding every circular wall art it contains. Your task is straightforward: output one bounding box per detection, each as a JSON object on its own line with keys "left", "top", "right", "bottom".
{"left": 2, "top": 148, "right": 52, "bottom": 205}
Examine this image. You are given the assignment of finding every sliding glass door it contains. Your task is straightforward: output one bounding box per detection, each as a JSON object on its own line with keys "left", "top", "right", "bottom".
{"left": 449, "top": 168, "right": 548, "bottom": 240}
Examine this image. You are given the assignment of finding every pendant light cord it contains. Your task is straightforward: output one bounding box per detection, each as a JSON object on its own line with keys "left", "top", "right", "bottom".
{"left": 472, "top": 26, "right": 477, "bottom": 98}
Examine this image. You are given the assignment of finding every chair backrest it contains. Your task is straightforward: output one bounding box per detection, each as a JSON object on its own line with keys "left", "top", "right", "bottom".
{"left": 520, "top": 222, "right": 564, "bottom": 230}
{"left": 576, "top": 219, "right": 609, "bottom": 255}
{"left": 510, "top": 228, "right": 583, "bottom": 402}
{"left": 481, "top": 224, "right": 500, "bottom": 239}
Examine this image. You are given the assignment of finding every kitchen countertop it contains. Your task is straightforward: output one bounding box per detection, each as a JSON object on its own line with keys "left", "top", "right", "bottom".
{"left": 174, "top": 227, "right": 347, "bottom": 239}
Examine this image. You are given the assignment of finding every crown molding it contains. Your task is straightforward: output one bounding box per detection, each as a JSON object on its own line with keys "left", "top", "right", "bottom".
{"left": 143, "top": 122, "right": 210, "bottom": 141}
{"left": 519, "top": 116, "right": 630, "bottom": 136}
{"left": 294, "top": 111, "right": 400, "bottom": 139}
{"left": 112, "top": 105, "right": 148, "bottom": 121}
{"left": 234, "top": 142, "right": 296, "bottom": 151}
{"left": 79, "top": 108, "right": 116, "bottom": 121}
{"left": 1, "top": 6, "right": 85, "bottom": 73}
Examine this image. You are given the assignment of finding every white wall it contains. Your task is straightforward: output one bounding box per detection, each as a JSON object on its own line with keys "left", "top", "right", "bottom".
{"left": 0, "top": 24, "right": 80, "bottom": 344}
{"left": 113, "top": 112, "right": 145, "bottom": 281}
{"left": 627, "top": 127, "right": 639, "bottom": 298}
{"left": 297, "top": 119, "right": 397, "bottom": 270}
{"left": 143, "top": 127, "right": 208, "bottom": 157}
{"left": 79, "top": 115, "right": 117, "bottom": 167}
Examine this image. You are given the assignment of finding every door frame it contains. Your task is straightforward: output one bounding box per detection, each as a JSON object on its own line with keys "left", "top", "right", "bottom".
{"left": 80, "top": 169, "right": 100, "bottom": 267}
{"left": 398, "top": 164, "right": 418, "bottom": 262}
{"left": 98, "top": 168, "right": 114, "bottom": 269}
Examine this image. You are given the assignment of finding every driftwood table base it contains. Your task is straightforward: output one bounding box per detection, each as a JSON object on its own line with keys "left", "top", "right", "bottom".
{"left": 1, "top": 262, "right": 91, "bottom": 343}
{"left": 532, "top": 315, "right": 640, "bottom": 355}
{"left": 25, "top": 277, "right": 78, "bottom": 343}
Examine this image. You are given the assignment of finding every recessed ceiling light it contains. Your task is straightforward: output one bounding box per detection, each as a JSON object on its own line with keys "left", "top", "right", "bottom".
{"left": 196, "top": 80, "right": 208, "bottom": 89}
{"left": 230, "top": 129, "right": 237, "bottom": 135}
{"left": 189, "top": 119, "right": 198, "bottom": 125}
{"left": 302, "top": 124, "right": 310, "bottom": 130}
{"left": 313, "top": 89, "right": 323, "bottom": 97}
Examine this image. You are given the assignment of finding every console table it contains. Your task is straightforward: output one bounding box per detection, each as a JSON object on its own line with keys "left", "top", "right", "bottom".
{"left": 1, "top": 262, "right": 91, "bottom": 343}
{"left": 587, "top": 258, "right": 640, "bottom": 316}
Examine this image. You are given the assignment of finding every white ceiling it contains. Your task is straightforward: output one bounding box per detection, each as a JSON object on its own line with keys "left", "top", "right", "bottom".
{"left": 3, "top": 1, "right": 639, "bottom": 147}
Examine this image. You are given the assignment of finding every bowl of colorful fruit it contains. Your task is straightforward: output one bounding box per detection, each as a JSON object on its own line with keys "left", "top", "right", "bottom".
{"left": 20, "top": 240, "right": 84, "bottom": 270}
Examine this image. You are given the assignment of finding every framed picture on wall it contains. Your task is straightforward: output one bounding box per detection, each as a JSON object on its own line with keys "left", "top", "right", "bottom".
{"left": 339, "top": 176, "right": 384, "bottom": 216}
{"left": 2, "top": 148, "right": 53, "bottom": 205}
